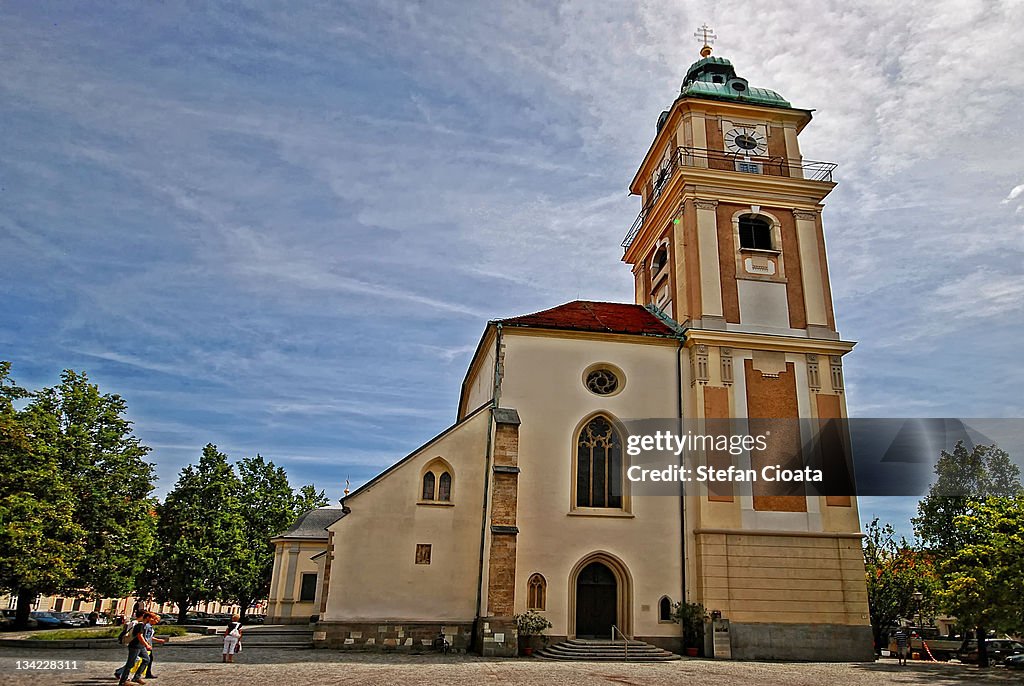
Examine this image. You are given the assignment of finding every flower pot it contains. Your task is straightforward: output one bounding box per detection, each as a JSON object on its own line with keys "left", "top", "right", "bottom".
{"left": 685, "top": 646, "right": 699, "bottom": 657}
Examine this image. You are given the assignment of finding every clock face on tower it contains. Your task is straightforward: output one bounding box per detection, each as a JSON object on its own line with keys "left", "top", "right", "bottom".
{"left": 724, "top": 127, "right": 767, "bottom": 156}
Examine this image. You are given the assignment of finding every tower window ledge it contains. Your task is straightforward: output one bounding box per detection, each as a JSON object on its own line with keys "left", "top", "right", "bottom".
{"left": 739, "top": 247, "right": 781, "bottom": 256}
{"left": 651, "top": 269, "right": 670, "bottom": 288}
{"left": 417, "top": 501, "right": 455, "bottom": 507}
{"left": 567, "top": 509, "right": 635, "bottom": 519}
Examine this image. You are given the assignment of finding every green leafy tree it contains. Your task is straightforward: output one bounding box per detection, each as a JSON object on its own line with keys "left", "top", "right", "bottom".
{"left": 938, "top": 496, "right": 1024, "bottom": 645}
{"left": 0, "top": 364, "right": 86, "bottom": 627}
{"left": 0, "top": 365, "right": 154, "bottom": 628}
{"left": 140, "top": 444, "right": 248, "bottom": 622}
{"left": 294, "top": 483, "right": 329, "bottom": 512}
{"left": 863, "top": 518, "right": 938, "bottom": 653}
{"left": 914, "top": 441, "right": 1022, "bottom": 666}
{"left": 226, "top": 456, "right": 327, "bottom": 620}
{"left": 914, "top": 442, "right": 1021, "bottom": 556}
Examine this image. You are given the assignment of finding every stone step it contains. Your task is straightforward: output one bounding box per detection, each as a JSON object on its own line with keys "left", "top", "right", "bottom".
{"left": 536, "top": 639, "right": 681, "bottom": 662}
{"left": 540, "top": 651, "right": 675, "bottom": 659}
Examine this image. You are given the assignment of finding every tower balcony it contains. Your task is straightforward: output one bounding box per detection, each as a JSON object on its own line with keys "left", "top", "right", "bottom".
{"left": 621, "top": 146, "right": 837, "bottom": 249}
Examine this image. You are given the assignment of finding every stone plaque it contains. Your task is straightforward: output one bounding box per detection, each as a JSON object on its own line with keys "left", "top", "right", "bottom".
{"left": 713, "top": 618, "right": 731, "bottom": 659}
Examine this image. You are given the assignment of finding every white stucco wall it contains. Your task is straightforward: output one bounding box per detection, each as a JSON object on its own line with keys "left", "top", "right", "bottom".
{"left": 498, "top": 330, "right": 685, "bottom": 639}
{"left": 323, "top": 407, "right": 490, "bottom": 622}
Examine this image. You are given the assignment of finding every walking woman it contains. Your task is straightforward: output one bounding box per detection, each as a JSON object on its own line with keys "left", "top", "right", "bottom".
{"left": 222, "top": 614, "right": 243, "bottom": 663}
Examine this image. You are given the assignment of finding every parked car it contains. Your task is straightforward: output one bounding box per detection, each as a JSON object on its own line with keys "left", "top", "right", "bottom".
{"left": 2, "top": 609, "right": 37, "bottom": 629}
{"left": 1006, "top": 654, "right": 1024, "bottom": 669}
{"left": 183, "top": 611, "right": 215, "bottom": 625}
{"left": 958, "top": 639, "right": 1024, "bottom": 664}
{"left": 53, "top": 612, "right": 89, "bottom": 628}
{"left": 29, "top": 612, "right": 63, "bottom": 629}
{"left": 158, "top": 613, "right": 179, "bottom": 624}
{"left": 244, "top": 614, "right": 265, "bottom": 624}
{"left": 211, "top": 613, "right": 233, "bottom": 624}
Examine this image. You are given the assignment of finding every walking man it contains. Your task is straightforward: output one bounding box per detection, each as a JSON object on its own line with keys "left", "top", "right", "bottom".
{"left": 894, "top": 628, "right": 909, "bottom": 666}
{"left": 117, "top": 610, "right": 151, "bottom": 685}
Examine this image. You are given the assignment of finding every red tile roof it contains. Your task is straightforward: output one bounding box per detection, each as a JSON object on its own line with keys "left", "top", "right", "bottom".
{"left": 498, "top": 301, "right": 678, "bottom": 337}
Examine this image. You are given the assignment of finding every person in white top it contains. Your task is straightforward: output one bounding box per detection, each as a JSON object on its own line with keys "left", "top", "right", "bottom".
{"left": 222, "top": 614, "right": 243, "bottom": 663}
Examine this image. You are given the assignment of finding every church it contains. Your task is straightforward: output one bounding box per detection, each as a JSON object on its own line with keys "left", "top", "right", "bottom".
{"left": 268, "top": 37, "right": 873, "bottom": 661}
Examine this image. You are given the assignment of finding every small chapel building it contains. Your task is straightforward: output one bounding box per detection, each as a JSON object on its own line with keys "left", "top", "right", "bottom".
{"left": 284, "top": 44, "right": 873, "bottom": 661}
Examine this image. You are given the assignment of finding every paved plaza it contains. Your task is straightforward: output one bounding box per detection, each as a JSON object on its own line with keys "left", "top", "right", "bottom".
{"left": 1, "top": 646, "right": 1022, "bottom": 686}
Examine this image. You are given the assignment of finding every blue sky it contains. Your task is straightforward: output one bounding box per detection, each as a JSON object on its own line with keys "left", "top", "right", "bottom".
{"left": 2, "top": 1, "right": 1022, "bottom": 538}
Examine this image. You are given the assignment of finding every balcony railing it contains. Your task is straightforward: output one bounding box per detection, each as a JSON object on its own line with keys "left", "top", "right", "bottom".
{"left": 621, "top": 146, "right": 837, "bottom": 249}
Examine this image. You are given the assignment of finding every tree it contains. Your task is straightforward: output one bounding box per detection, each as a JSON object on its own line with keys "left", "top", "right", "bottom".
{"left": 913, "top": 441, "right": 1022, "bottom": 666}
{"left": 914, "top": 442, "right": 1021, "bottom": 556}
{"left": 140, "top": 444, "right": 248, "bottom": 622}
{"left": 863, "top": 517, "right": 938, "bottom": 653}
{"left": 0, "top": 365, "right": 154, "bottom": 628}
{"left": 0, "top": 363, "right": 86, "bottom": 627}
{"left": 231, "top": 456, "right": 293, "bottom": 619}
{"left": 226, "top": 456, "right": 327, "bottom": 621}
{"left": 294, "top": 483, "right": 329, "bottom": 513}
{"left": 938, "top": 496, "right": 1024, "bottom": 645}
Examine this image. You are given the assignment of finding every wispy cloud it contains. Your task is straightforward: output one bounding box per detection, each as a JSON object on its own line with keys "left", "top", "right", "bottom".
{"left": 2, "top": 0, "right": 1022, "bottom": 506}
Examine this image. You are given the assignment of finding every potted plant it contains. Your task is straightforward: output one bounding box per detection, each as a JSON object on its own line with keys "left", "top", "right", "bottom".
{"left": 515, "top": 610, "right": 552, "bottom": 656}
{"left": 672, "top": 601, "right": 708, "bottom": 657}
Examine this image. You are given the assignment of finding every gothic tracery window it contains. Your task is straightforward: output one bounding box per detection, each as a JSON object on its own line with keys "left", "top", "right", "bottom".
{"left": 576, "top": 416, "right": 623, "bottom": 508}
{"left": 528, "top": 573, "right": 547, "bottom": 610}
{"left": 585, "top": 369, "right": 619, "bottom": 395}
{"left": 438, "top": 471, "right": 452, "bottom": 501}
{"left": 420, "top": 460, "right": 454, "bottom": 503}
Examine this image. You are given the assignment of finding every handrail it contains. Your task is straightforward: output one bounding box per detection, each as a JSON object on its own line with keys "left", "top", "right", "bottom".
{"left": 621, "top": 145, "right": 838, "bottom": 249}
{"left": 611, "top": 624, "right": 628, "bottom": 662}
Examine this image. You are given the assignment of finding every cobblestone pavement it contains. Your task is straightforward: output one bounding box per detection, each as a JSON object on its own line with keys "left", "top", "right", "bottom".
{"left": 1, "top": 646, "right": 1021, "bottom": 685}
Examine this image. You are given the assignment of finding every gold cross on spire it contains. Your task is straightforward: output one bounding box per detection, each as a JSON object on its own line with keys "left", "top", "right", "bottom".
{"left": 693, "top": 23, "right": 717, "bottom": 57}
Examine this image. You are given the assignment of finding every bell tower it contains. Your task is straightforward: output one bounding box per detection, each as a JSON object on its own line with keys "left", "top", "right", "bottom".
{"left": 623, "top": 29, "right": 872, "bottom": 660}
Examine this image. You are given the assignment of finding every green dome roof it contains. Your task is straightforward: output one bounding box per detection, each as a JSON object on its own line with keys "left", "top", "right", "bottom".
{"left": 679, "top": 54, "right": 790, "bottom": 109}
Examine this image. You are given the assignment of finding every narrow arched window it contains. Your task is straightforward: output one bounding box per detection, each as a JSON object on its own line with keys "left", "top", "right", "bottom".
{"left": 739, "top": 215, "right": 773, "bottom": 250}
{"left": 528, "top": 574, "right": 547, "bottom": 610}
{"left": 576, "top": 416, "right": 622, "bottom": 508}
{"left": 438, "top": 472, "right": 452, "bottom": 501}
{"left": 651, "top": 246, "right": 668, "bottom": 275}
{"left": 659, "top": 596, "right": 673, "bottom": 622}
{"left": 422, "top": 472, "right": 435, "bottom": 500}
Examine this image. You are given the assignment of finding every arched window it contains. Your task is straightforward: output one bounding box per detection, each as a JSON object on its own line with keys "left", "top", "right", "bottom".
{"left": 739, "top": 215, "right": 773, "bottom": 250}
{"left": 438, "top": 472, "right": 452, "bottom": 501}
{"left": 651, "top": 245, "right": 668, "bottom": 275}
{"left": 419, "top": 458, "right": 455, "bottom": 504}
{"left": 659, "top": 596, "right": 673, "bottom": 622}
{"left": 576, "top": 416, "right": 623, "bottom": 508}
{"left": 528, "top": 574, "right": 547, "bottom": 611}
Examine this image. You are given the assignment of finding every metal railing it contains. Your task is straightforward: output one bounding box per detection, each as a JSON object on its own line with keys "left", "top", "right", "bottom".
{"left": 612, "top": 624, "right": 629, "bottom": 661}
{"left": 621, "top": 146, "right": 837, "bottom": 249}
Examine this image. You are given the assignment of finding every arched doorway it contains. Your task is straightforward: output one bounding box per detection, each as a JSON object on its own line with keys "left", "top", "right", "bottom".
{"left": 575, "top": 561, "right": 617, "bottom": 638}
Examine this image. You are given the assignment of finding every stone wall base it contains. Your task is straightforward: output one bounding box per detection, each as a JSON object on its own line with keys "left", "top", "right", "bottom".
{"left": 473, "top": 616, "right": 518, "bottom": 657}
{"left": 727, "top": 622, "right": 874, "bottom": 662}
{"left": 314, "top": 620, "right": 474, "bottom": 652}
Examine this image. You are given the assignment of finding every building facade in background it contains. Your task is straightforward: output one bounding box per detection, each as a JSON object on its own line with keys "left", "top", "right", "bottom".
{"left": 266, "top": 507, "right": 344, "bottom": 624}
